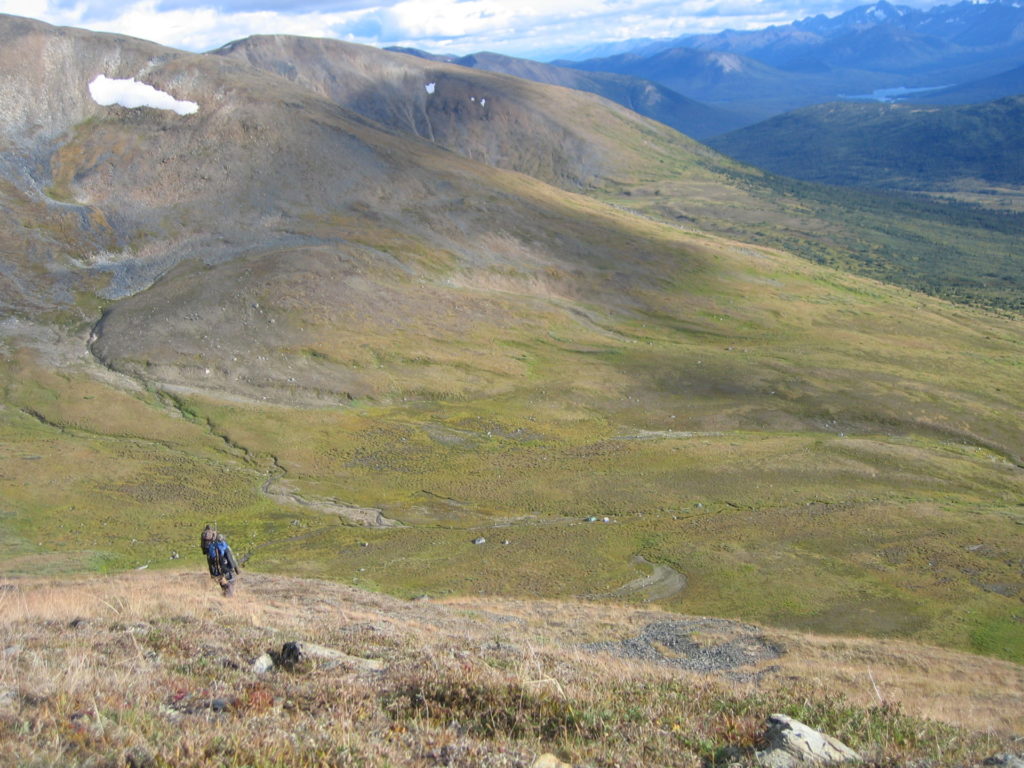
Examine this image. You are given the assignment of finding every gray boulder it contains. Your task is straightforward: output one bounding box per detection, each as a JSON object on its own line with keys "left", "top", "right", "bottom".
{"left": 756, "top": 714, "right": 860, "bottom": 767}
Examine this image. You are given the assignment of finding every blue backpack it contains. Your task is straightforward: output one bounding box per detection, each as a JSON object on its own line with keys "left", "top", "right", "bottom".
{"left": 207, "top": 538, "right": 230, "bottom": 577}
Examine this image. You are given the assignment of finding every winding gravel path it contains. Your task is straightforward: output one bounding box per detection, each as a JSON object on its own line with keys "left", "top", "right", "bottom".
{"left": 589, "top": 556, "right": 687, "bottom": 602}
{"left": 261, "top": 478, "right": 401, "bottom": 528}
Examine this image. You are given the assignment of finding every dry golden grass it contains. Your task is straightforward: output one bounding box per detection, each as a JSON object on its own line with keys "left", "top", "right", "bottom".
{"left": 0, "top": 570, "right": 1020, "bottom": 767}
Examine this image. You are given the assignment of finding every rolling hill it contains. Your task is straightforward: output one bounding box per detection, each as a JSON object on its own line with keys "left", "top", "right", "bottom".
{"left": 905, "top": 62, "right": 1024, "bottom": 105}
{"left": 708, "top": 95, "right": 1024, "bottom": 208}
{"left": 0, "top": 11, "right": 1022, "bottom": 678}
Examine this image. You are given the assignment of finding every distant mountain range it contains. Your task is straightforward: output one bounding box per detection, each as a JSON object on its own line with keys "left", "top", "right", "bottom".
{"left": 375, "top": 1, "right": 1024, "bottom": 136}
{"left": 557, "top": 0, "right": 1024, "bottom": 122}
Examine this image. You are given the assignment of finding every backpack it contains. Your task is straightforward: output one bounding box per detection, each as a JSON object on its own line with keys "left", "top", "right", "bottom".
{"left": 207, "top": 538, "right": 230, "bottom": 577}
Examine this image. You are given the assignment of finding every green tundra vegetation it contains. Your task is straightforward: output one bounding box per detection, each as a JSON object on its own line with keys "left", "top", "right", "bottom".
{"left": 3, "top": 191, "right": 1022, "bottom": 661}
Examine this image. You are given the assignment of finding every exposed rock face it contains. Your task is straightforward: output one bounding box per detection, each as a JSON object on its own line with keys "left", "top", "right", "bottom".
{"left": 756, "top": 714, "right": 860, "bottom": 767}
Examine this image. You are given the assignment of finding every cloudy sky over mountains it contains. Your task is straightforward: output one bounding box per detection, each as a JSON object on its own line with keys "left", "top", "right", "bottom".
{"left": 6, "top": 0, "right": 949, "bottom": 58}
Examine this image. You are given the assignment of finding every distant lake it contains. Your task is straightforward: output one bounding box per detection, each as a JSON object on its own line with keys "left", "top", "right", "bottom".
{"left": 840, "top": 85, "right": 950, "bottom": 102}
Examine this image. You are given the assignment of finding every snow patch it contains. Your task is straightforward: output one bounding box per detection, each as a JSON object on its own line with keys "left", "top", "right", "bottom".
{"left": 89, "top": 75, "right": 198, "bottom": 115}
{"left": 710, "top": 53, "right": 743, "bottom": 74}
{"left": 425, "top": 82, "right": 436, "bottom": 94}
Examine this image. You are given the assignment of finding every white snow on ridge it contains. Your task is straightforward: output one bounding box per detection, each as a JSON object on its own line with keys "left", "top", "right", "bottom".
{"left": 89, "top": 75, "right": 198, "bottom": 115}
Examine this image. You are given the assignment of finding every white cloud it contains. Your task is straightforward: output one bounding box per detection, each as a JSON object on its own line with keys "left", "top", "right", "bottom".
{"left": 10, "top": 0, "right": 950, "bottom": 59}
{"left": 88, "top": 74, "right": 199, "bottom": 115}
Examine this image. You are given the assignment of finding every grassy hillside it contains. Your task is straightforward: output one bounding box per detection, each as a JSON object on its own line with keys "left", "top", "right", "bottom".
{"left": 708, "top": 97, "right": 1024, "bottom": 210}
{"left": 1, "top": 571, "right": 1021, "bottom": 767}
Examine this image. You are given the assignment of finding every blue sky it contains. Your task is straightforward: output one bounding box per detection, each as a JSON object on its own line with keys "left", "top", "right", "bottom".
{"left": 5, "top": 0, "right": 951, "bottom": 59}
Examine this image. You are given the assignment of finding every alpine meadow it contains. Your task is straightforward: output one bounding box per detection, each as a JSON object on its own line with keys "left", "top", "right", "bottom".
{"left": 0, "top": 8, "right": 1023, "bottom": 768}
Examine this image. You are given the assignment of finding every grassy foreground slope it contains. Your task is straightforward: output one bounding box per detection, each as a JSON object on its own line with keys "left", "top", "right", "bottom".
{"left": 1, "top": 571, "right": 1021, "bottom": 767}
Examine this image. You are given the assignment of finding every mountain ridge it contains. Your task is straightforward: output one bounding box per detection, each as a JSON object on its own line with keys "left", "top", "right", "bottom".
{"left": 385, "top": 47, "right": 748, "bottom": 139}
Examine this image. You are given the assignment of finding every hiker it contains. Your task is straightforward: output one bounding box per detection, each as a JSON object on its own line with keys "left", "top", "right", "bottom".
{"left": 204, "top": 529, "right": 241, "bottom": 596}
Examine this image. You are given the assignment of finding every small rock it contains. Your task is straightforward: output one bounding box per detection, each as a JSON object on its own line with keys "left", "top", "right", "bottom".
{"left": 209, "top": 698, "right": 231, "bottom": 713}
{"left": 473, "top": 537, "right": 486, "bottom": 545}
{"left": 124, "top": 745, "right": 156, "bottom": 768}
{"left": 501, "top": 539, "right": 511, "bottom": 545}
{"left": 532, "top": 754, "right": 572, "bottom": 768}
{"left": 602, "top": 517, "right": 610, "bottom": 523}
{"left": 359, "top": 541, "right": 369, "bottom": 547}
{"left": 426, "top": 744, "right": 463, "bottom": 765}
{"left": 585, "top": 516, "right": 597, "bottom": 522}
{"left": 0, "top": 688, "right": 17, "bottom": 712}
{"left": 252, "top": 653, "right": 274, "bottom": 674}
{"left": 983, "top": 755, "right": 1024, "bottom": 768}
{"left": 300, "top": 641, "right": 385, "bottom": 671}
{"left": 68, "top": 618, "right": 88, "bottom": 629}
{"left": 756, "top": 714, "right": 859, "bottom": 767}
{"left": 276, "top": 642, "right": 303, "bottom": 668}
